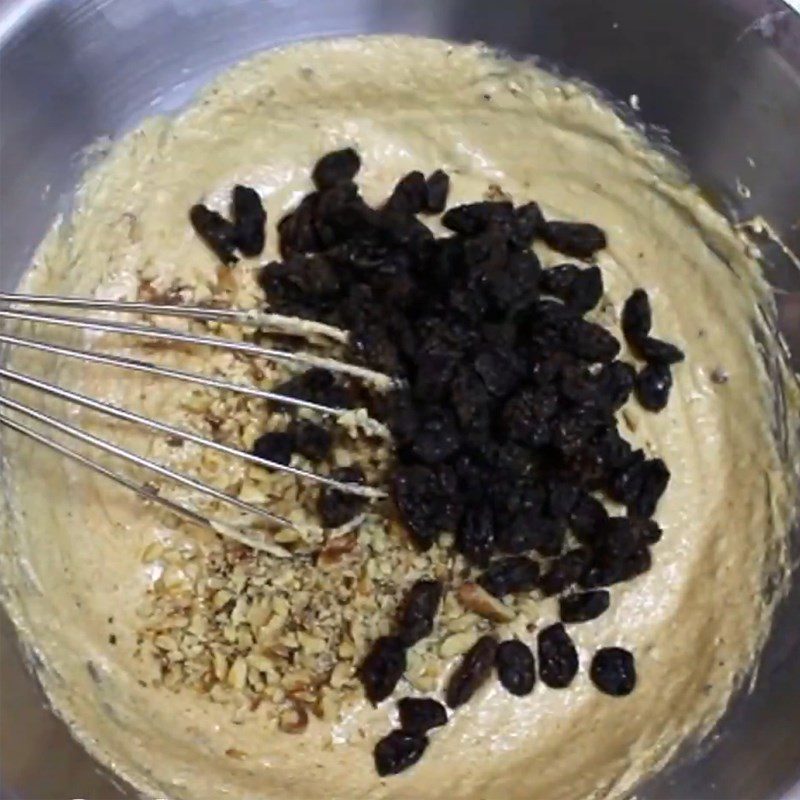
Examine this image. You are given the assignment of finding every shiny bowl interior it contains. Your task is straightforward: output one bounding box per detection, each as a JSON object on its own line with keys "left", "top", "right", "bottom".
{"left": 1, "top": 1, "right": 798, "bottom": 798}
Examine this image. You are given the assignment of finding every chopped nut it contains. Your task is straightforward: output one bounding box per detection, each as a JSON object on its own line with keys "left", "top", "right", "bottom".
{"left": 142, "top": 542, "right": 164, "bottom": 563}
{"left": 154, "top": 634, "right": 178, "bottom": 652}
{"left": 330, "top": 661, "right": 352, "bottom": 689}
{"left": 227, "top": 657, "right": 247, "bottom": 690}
{"left": 440, "top": 631, "right": 479, "bottom": 658}
{"left": 317, "top": 534, "right": 357, "bottom": 569}
{"left": 213, "top": 651, "right": 229, "bottom": 681}
{"left": 278, "top": 703, "right": 309, "bottom": 734}
{"left": 457, "top": 582, "right": 516, "bottom": 623}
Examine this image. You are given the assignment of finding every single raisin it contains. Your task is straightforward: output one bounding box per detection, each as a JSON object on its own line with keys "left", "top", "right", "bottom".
{"left": 374, "top": 730, "right": 428, "bottom": 776}
{"left": 621, "top": 288, "right": 651, "bottom": 344}
{"left": 559, "top": 590, "right": 610, "bottom": 623}
{"left": 411, "top": 408, "right": 461, "bottom": 464}
{"left": 635, "top": 362, "right": 672, "bottom": 411}
{"left": 537, "top": 623, "right": 579, "bottom": 688}
{"left": 541, "top": 221, "right": 607, "bottom": 258}
{"left": 424, "top": 169, "right": 450, "bottom": 213}
{"left": 510, "top": 201, "right": 545, "bottom": 248}
{"left": 445, "top": 635, "right": 498, "bottom": 708}
{"left": 189, "top": 204, "right": 239, "bottom": 264}
{"left": 392, "top": 464, "right": 461, "bottom": 550}
{"left": 397, "top": 697, "right": 448, "bottom": 733}
{"left": 231, "top": 185, "right": 266, "bottom": 256}
{"left": 359, "top": 636, "right": 407, "bottom": 705}
{"left": 386, "top": 171, "right": 427, "bottom": 214}
{"left": 478, "top": 556, "right": 540, "bottom": 597}
{"left": 562, "top": 319, "right": 621, "bottom": 363}
{"left": 441, "top": 201, "right": 513, "bottom": 236}
{"left": 397, "top": 580, "right": 443, "bottom": 647}
{"left": 291, "top": 420, "right": 332, "bottom": 462}
{"left": 590, "top": 647, "right": 637, "bottom": 696}
{"left": 312, "top": 147, "right": 361, "bottom": 190}
{"left": 456, "top": 504, "right": 496, "bottom": 565}
{"left": 496, "top": 639, "right": 536, "bottom": 696}
{"left": 318, "top": 466, "right": 366, "bottom": 528}
{"left": 252, "top": 431, "right": 294, "bottom": 465}
{"left": 630, "top": 516, "right": 663, "bottom": 545}
{"left": 628, "top": 458, "right": 670, "bottom": 517}
{"left": 638, "top": 336, "right": 685, "bottom": 365}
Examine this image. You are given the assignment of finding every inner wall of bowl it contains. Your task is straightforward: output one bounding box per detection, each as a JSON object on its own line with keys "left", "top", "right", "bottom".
{"left": 0, "top": 1, "right": 798, "bottom": 799}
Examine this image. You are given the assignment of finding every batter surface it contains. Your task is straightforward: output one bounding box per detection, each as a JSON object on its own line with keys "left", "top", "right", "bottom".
{"left": 1, "top": 37, "right": 797, "bottom": 800}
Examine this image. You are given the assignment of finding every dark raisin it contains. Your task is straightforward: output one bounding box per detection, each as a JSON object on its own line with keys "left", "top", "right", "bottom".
{"left": 510, "top": 201, "right": 545, "bottom": 248}
{"left": 312, "top": 147, "right": 361, "bottom": 190}
{"left": 609, "top": 454, "right": 646, "bottom": 507}
{"left": 599, "top": 516, "right": 640, "bottom": 559}
{"left": 478, "top": 556, "right": 540, "bottom": 597}
{"left": 559, "top": 590, "right": 610, "bottom": 623}
{"left": 271, "top": 368, "right": 352, "bottom": 410}
{"left": 562, "top": 319, "right": 621, "bottom": 363}
{"left": 456, "top": 503, "right": 496, "bottom": 565}
{"left": 503, "top": 390, "right": 553, "bottom": 448}
{"left": 291, "top": 420, "right": 332, "bottom": 462}
{"left": 351, "top": 322, "right": 402, "bottom": 375}
{"left": 464, "top": 231, "right": 508, "bottom": 271}
{"left": 251, "top": 431, "right": 294, "bottom": 465}
{"left": 392, "top": 465, "right": 461, "bottom": 550}
{"left": 482, "top": 251, "right": 541, "bottom": 313}
{"left": 441, "top": 201, "right": 513, "bottom": 236}
{"left": 541, "top": 263, "right": 602, "bottom": 312}
{"left": 386, "top": 171, "right": 427, "bottom": 214}
{"left": 495, "top": 639, "right": 536, "bottom": 696}
{"left": 580, "top": 546, "right": 652, "bottom": 589}
{"left": 537, "top": 623, "right": 579, "bottom": 688}
{"left": 318, "top": 466, "right": 366, "bottom": 528}
{"left": 539, "top": 548, "right": 591, "bottom": 596}
{"left": 629, "top": 458, "right": 670, "bottom": 517}
{"left": 450, "top": 365, "right": 491, "bottom": 429}
{"left": 590, "top": 647, "right": 636, "bottom": 696}
{"left": 630, "top": 516, "right": 663, "bottom": 545}
{"left": 374, "top": 729, "right": 428, "bottom": 776}
{"left": 475, "top": 347, "right": 523, "bottom": 398}
{"left": 635, "top": 362, "right": 672, "bottom": 411}
{"left": 569, "top": 265, "right": 604, "bottom": 312}
{"left": 231, "top": 185, "right": 266, "bottom": 256}
{"left": 381, "top": 390, "right": 419, "bottom": 445}
{"left": 397, "top": 580, "right": 443, "bottom": 647}
{"left": 541, "top": 221, "right": 607, "bottom": 258}
{"left": 276, "top": 194, "right": 320, "bottom": 257}
{"left": 546, "top": 479, "right": 581, "bottom": 519}
{"left": 424, "top": 169, "right": 450, "bottom": 213}
{"left": 189, "top": 204, "right": 239, "bottom": 264}
{"left": 621, "top": 289, "right": 651, "bottom": 344}
{"left": 540, "top": 263, "right": 580, "bottom": 297}
{"left": 445, "top": 635, "right": 498, "bottom": 709}
{"left": 637, "top": 336, "right": 685, "bottom": 366}
{"left": 569, "top": 492, "right": 608, "bottom": 544}
{"left": 397, "top": 697, "right": 448, "bottom": 733}
{"left": 411, "top": 408, "right": 461, "bottom": 464}
{"left": 597, "top": 360, "right": 636, "bottom": 410}
{"left": 359, "top": 636, "right": 407, "bottom": 705}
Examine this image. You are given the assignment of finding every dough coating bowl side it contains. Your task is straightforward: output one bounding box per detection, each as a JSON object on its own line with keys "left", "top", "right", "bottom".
{"left": 0, "top": 0, "right": 798, "bottom": 798}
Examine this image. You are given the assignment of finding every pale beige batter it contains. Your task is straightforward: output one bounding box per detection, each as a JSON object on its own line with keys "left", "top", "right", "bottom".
{"left": 1, "top": 37, "right": 797, "bottom": 800}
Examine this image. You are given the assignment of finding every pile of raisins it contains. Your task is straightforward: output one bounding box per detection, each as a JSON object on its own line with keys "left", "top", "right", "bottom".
{"left": 252, "top": 148, "right": 682, "bottom": 581}
{"left": 189, "top": 149, "right": 683, "bottom": 778}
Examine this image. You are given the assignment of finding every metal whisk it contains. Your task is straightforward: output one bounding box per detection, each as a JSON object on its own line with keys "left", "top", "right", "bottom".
{"left": 0, "top": 292, "right": 391, "bottom": 551}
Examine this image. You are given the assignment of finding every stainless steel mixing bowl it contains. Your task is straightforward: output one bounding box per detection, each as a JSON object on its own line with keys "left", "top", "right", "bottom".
{"left": 1, "top": 1, "right": 798, "bottom": 798}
